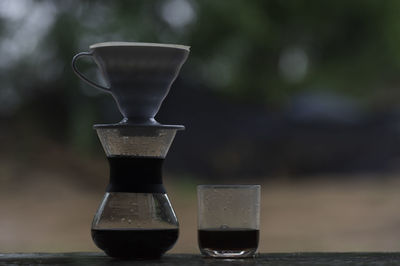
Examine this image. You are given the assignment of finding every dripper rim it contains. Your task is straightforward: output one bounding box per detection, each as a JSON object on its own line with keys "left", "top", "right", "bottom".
{"left": 89, "top": 42, "right": 190, "bottom": 51}
{"left": 93, "top": 123, "right": 185, "bottom": 130}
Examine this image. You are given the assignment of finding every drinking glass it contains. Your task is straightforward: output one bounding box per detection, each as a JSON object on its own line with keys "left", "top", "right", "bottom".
{"left": 197, "top": 185, "right": 261, "bottom": 258}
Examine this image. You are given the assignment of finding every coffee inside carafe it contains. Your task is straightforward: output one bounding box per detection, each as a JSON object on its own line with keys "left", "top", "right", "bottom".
{"left": 92, "top": 228, "right": 179, "bottom": 259}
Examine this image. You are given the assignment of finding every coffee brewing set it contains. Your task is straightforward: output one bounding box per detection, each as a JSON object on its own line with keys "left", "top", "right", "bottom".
{"left": 72, "top": 42, "right": 260, "bottom": 259}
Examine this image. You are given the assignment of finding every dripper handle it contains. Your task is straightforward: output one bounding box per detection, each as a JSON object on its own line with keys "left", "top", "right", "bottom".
{"left": 72, "top": 51, "right": 110, "bottom": 92}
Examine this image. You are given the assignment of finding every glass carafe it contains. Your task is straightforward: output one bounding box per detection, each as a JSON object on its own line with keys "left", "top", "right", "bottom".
{"left": 91, "top": 125, "right": 182, "bottom": 259}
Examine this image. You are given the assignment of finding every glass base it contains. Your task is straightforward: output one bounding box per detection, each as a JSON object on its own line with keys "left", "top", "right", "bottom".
{"left": 200, "top": 248, "right": 256, "bottom": 258}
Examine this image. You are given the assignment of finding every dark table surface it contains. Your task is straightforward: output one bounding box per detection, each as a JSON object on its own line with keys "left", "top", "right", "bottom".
{"left": 1, "top": 253, "right": 400, "bottom": 266}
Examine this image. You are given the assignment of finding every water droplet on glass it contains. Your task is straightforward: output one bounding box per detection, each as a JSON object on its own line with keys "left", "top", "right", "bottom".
{"left": 121, "top": 218, "right": 126, "bottom": 222}
{"left": 128, "top": 219, "right": 132, "bottom": 224}
{"left": 220, "top": 224, "right": 229, "bottom": 229}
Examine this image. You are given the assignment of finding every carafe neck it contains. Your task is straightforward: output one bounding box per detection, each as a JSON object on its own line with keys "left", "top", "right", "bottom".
{"left": 106, "top": 156, "right": 166, "bottom": 193}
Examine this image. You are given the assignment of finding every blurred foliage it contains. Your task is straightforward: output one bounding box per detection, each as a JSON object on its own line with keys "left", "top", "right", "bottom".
{"left": 1, "top": 0, "right": 400, "bottom": 148}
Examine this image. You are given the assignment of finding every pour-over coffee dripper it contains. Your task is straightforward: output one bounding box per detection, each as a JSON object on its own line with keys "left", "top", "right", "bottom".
{"left": 72, "top": 42, "right": 189, "bottom": 125}
{"left": 72, "top": 42, "right": 189, "bottom": 259}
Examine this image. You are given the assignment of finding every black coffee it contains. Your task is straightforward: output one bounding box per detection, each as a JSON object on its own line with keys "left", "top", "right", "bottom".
{"left": 92, "top": 228, "right": 178, "bottom": 259}
{"left": 198, "top": 228, "right": 259, "bottom": 251}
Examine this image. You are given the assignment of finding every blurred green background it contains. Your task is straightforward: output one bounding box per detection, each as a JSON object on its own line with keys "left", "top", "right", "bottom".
{"left": 1, "top": 0, "right": 400, "bottom": 253}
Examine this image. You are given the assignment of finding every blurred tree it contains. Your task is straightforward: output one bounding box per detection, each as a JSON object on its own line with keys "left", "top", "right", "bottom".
{"left": 1, "top": 0, "right": 400, "bottom": 149}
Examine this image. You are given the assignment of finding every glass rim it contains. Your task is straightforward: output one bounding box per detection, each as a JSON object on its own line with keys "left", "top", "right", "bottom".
{"left": 197, "top": 184, "right": 260, "bottom": 189}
